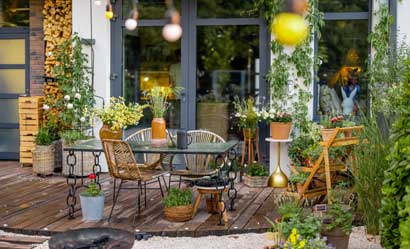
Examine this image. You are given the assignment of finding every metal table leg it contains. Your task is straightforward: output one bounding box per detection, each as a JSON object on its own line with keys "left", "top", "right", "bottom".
{"left": 66, "top": 150, "right": 77, "bottom": 219}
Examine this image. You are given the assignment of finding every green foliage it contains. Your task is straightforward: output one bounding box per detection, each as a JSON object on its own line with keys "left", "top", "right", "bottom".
{"left": 288, "top": 171, "right": 309, "bottom": 184}
{"left": 288, "top": 125, "right": 321, "bottom": 167}
{"left": 381, "top": 47, "right": 410, "bottom": 248}
{"left": 246, "top": 162, "right": 268, "bottom": 177}
{"left": 163, "top": 188, "right": 193, "bottom": 208}
{"left": 233, "top": 96, "right": 260, "bottom": 132}
{"left": 144, "top": 86, "right": 182, "bottom": 118}
{"left": 323, "top": 202, "right": 353, "bottom": 235}
{"left": 277, "top": 198, "right": 302, "bottom": 221}
{"left": 34, "top": 127, "right": 54, "bottom": 146}
{"left": 60, "top": 130, "right": 91, "bottom": 145}
{"left": 281, "top": 214, "right": 321, "bottom": 240}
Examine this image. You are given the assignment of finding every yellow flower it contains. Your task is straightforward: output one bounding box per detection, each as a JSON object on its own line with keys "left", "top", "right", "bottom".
{"left": 298, "top": 240, "right": 306, "bottom": 248}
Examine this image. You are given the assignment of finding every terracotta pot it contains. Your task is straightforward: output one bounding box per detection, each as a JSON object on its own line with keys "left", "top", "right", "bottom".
{"left": 152, "top": 118, "right": 167, "bottom": 147}
{"left": 321, "top": 128, "right": 336, "bottom": 142}
{"left": 343, "top": 130, "right": 353, "bottom": 137}
{"left": 164, "top": 204, "right": 193, "bottom": 222}
{"left": 321, "top": 227, "right": 350, "bottom": 249}
{"left": 99, "top": 124, "right": 123, "bottom": 140}
{"left": 270, "top": 122, "right": 292, "bottom": 140}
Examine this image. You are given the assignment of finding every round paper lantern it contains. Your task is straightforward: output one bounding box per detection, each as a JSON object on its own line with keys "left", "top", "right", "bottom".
{"left": 162, "top": 23, "right": 182, "bottom": 42}
{"left": 105, "top": 11, "right": 114, "bottom": 19}
{"left": 272, "top": 13, "right": 308, "bottom": 46}
{"left": 125, "top": 18, "right": 138, "bottom": 30}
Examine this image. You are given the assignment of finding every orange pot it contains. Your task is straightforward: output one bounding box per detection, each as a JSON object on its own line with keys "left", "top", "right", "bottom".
{"left": 99, "top": 124, "right": 123, "bottom": 140}
{"left": 152, "top": 118, "right": 167, "bottom": 147}
{"left": 321, "top": 128, "right": 336, "bottom": 142}
{"left": 270, "top": 122, "right": 292, "bottom": 140}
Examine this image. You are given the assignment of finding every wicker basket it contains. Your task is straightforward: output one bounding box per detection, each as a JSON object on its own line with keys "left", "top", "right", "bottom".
{"left": 164, "top": 204, "right": 193, "bottom": 222}
{"left": 33, "top": 144, "right": 55, "bottom": 176}
{"left": 62, "top": 140, "right": 95, "bottom": 176}
{"left": 244, "top": 174, "right": 269, "bottom": 188}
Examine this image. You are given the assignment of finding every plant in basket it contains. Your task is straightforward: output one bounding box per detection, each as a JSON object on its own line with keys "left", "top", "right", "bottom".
{"left": 33, "top": 127, "right": 56, "bottom": 176}
{"left": 80, "top": 173, "right": 104, "bottom": 221}
{"left": 233, "top": 96, "right": 260, "bottom": 139}
{"left": 244, "top": 162, "right": 269, "bottom": 188}
{"left": 259, "top": 105, "right": 293, "bottom": 140}
{"left": 163, "top": 187, "right": 193, "bottom": 222}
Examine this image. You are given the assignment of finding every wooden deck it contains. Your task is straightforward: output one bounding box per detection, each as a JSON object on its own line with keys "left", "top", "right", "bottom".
{"left": 0, "top": 161, "right": 280, "bottom": 237}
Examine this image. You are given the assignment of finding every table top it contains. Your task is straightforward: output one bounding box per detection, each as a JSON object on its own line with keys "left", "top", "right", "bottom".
{"left": 63, "top": 138, "right": 239, "bottom": 155}
{"left": 265, "top": 138, "right": 293, "bottom": 143}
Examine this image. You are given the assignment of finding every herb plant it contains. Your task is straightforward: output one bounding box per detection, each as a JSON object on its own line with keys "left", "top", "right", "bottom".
{"left": 288, "top": 171, "right": 309, "bottom": 184}
{"left": 163, "top": 188, "right": 192, "bottom": 208}
{"left": 322, "top": 202, "right": 353, "bottom": 235}
{"left": 277, "top": 199, "right": 302, "bottom": 222}
{"left": 246, "top": 162, "right": 268, "bottom": 177}
{"left": 35, "top": 127, "right": 54, "bottom": 146}
{"left": 81, "top": 174, "right": 102, "bottom": 197}
{"left": 281, "top": 214, "right": 321, "bottom": 240}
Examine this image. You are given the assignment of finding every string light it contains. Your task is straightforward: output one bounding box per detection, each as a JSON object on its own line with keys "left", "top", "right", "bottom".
{"left": 125, "top": 1, "right": 138, "bottom": 30}
{"left": 162, "top": 0, "right": 182, "bottom": 42}
{"left": 94, "top": 0, "right": 102, "bottom": 6}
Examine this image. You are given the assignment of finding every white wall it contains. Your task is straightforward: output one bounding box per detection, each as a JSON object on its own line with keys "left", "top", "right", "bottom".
{"left": 397, "top": 0, "right": 410, "bottom": 45}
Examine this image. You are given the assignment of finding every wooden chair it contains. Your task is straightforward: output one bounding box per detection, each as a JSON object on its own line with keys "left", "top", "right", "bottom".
{"left": 101, "top": 139, "right": 167, "bottom": 221}
{"left": 169, "top": 130, "right": 225, "bottom": 187}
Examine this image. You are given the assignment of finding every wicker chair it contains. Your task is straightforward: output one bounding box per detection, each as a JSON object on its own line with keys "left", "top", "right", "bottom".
{"left": 101, "top": 139, "right": 167, "bottom": 221}
{"left": 169, "top": 130, "right": 225, "bottom": 187}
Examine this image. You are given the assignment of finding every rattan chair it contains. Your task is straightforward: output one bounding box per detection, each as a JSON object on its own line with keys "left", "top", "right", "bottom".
{"left": 102, "top": 139, "right": 167, "bottom": 221}
{"left": 169, "top": 130, "right": 225, "bottom": 187}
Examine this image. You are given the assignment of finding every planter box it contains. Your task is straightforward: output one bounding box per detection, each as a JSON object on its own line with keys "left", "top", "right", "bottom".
{"left": 80, "top": 194, "right": 105, "bottom": 222}
{"left": 164, "top": 204, "right": 193, "bottom": 222}
{"left": 244, "top": 174, "right": 269, "bottom": 188}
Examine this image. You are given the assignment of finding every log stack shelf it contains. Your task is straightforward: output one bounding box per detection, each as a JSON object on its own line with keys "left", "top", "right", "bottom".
{"left": 19, "top": 96, "right": 44, "bottom": 166}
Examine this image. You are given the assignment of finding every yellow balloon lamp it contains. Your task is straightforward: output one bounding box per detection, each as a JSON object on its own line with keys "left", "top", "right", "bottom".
{"left": 272, "top": 12, "right": 309, "bottom": 46}
{"left": 105, "top": 4, "right": 114, "bottom": 20}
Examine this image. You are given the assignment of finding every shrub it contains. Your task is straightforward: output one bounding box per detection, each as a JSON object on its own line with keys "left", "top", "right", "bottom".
{"left": 163, "top": 188, "right": 192, "bottom": 208}
{"left": 34, "top": 127, "right": 54, "bottom": 146}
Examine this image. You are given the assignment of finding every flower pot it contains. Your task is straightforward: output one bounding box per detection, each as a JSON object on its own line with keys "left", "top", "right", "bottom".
{"left": 80, "top": 194, "right": 105, "bottom": 222}
{"left": 244, "top": 174, "right": 269, "bottom": 188}
{"left": 343, "top": 130, "right": 353, "bottom": 137}
{"left": 152, "top": 118, "right": 167, "bottom": 147}
{"left": 197, "top": 102, "right": 229, "bottom": 141}
{"left": 33, "top": 144, "right": 55, "bottom": 176}
{"left": 321, "top": 128, "right": 336, "bottom": 142}
{"left": 164, "top": 204, "right": 193, "bottom": 222}
{"left": 270, "top": 122, "right": 292, "bottom": 140}
{"left": 321, "top": 227, "right": 350, "bottom": 249}
{"left": 99, "top": 124, "right": 123, "bottom": 140}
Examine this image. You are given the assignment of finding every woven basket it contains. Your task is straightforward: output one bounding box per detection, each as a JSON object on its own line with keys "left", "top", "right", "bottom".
{"left": 244, "top": 174, "right": 269, "bottom": 188}
{"left": 62, "top": 140, "right": 95, "bottom": 176}
{"left": 33, "top": 144, "right": 55, "bottom": 176}
{"left": 164, "top": 204, "right": 193, "bottom": 222}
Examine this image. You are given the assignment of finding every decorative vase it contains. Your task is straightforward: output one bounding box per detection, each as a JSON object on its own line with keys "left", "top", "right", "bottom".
{"left": 164, "top": 204, "right": 193, "bottom": 222}
{"left": 270, "top": 122, "right": 292, "bottom": 140}
{"left": 80, "top": 194, "right": 105, "bottom": 222}
{"left": 99, "top": 124, "right": 123, "bottom": 140}
{"left": 152, "top": 118, "right": 167, "bottom": 147}
{"left": 321, "top": 227, "right": 350, "bottom": 249}
{"left": 268, "top": 165, "right": 288, "bottom": 188}
{"left": 321, "top": 128, "right": 336, "bottom": 142}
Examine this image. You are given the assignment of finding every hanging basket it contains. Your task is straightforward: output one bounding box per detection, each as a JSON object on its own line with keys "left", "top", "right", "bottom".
{"left": 33, "top": 144, "right": 55, "bottom": 176}
{"left": 270, "top": 122, "right": 292, "bottom": 140}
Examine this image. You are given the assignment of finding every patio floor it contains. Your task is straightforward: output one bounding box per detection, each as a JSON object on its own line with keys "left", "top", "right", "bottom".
{"left": 0, "top": 161, "right": 280, "bottom": 237}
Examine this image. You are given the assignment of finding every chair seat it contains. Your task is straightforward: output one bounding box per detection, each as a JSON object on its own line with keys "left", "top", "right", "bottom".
{"left": 118, "top": 165, "right": 167, "bottom": 181}
{"left": 170, "top": 169, "right": 218, "bottom": 177}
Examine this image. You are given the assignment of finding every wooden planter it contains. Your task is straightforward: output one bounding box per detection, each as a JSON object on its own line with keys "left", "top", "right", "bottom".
{"left": 33, "top": 144, "right": 55, "bottom": 176}
{"left": 321, "top": 128, "right": 336, "bottom": 142}
{"left": 270, "top": 122, "right": 292, "bottom": 140}
{"left": 164, "top": 204, "right": 193, "bottom": 222}
{"left": 244, "top": 174, "right": 269, "bottom": 188}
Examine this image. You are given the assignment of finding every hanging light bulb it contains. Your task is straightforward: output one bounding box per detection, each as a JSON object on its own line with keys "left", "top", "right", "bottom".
{"left": 162, "top": 1, "right": 182, "bottom": 42}
{"left": 105, "top": 2, "right": 114, "bottom": 19}
{"left": 125, "top": 1, "right": 138, "bottom": 30}
{"left": 94, "top": 0, "right": 102, "bottom": 6}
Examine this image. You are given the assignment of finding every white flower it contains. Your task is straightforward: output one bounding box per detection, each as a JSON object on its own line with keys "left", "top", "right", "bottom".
{"left": 64, "top": 95, "right": 71, "bottom": 101}
{"left": 66, "top": 103, "right": 73, "bottom": 109}
{"left": 43, "top": 104, "right": 50, "bottom": 111}
{"left": 74, "top": 93, "right": 81, "bottom": 99}
{"left": 234, "top": 113, "right": 241, "bottom": 117}
{"left": 241, "top": 114, "right": 247, "bottom": 118}
{"left": 80, "top": 117, "right": 86, "bottom": 123}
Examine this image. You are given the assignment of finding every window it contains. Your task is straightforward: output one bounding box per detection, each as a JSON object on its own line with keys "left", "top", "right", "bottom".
{"left": 315, "top": 1, "right": 370, "bottom": 118}
{"left": 0, "top": 0, "right": 30, "bottom": 27}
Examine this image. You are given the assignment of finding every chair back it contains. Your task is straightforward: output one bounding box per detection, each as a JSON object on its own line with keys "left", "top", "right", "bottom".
{"left": 125, "top": 128, "right": 163, "bottom": 166}
{"left": 102, "top": 139, "right": 141, "bottom": 180}
{"left": 185, "top": 130, "right": 225, "bottom": 172}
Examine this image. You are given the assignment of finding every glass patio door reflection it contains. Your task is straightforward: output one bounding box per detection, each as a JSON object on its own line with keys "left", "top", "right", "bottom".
{"left": 113, "top": 0, "right": 268, "bottom": 141}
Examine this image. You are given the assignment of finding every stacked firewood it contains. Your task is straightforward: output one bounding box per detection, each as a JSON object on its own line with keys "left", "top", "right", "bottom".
{"left": 43, "top": 0, "right": 72, "bottom": 77}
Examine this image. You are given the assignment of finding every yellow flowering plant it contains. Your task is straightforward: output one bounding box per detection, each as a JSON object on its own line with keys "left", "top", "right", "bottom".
{"left": 93, "top": 97, "right": 147, "bottom": 130}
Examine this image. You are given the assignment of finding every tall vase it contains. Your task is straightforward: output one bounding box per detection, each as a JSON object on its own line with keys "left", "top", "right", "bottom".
{"left": 99, "top": 124, "right": 123, "bottom": 140}
{"left": 152, "top": 118, "right": 167, "bottom": 147}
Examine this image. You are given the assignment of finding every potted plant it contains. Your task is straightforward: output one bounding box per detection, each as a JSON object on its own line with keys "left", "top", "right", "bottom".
{"left": 320, "top": 202, "right": 353, "bottom": 249}
{"left": 276, "top": 198, "right": 302, "bottom": 224}
{"left": 244, "top": 162, "right": 269, "bottom": 188}
{"left": 288, "top": 171, "right": 309, "bottom": 193}
{"left": 93, "top": 97, "right": 146, "bottom": 140}
{"left": 32, "top": 127, "right": 55, "bottom": 176}
{"left": 233, "top": 96, "right": 260, "bottom": 140}
{"left": 260, "top": 106, "right": 292, "bottom": 140}
{"left": 342, "top": 117, "right": 356, "bottom": 137}
{"left": 144, "top": 86, "right": 181, "bottom": 147}
{"left": 80, "top": 173, "right": 105, "bottom": 221}
{"left": 320, "top": 115, "right": 344, "bottom": 142}
{"left": 163, "top": 187, "right": 193, "bottom": 222}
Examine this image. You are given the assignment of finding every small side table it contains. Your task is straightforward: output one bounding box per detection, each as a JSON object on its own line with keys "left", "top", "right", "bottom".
{"left": 265, "top": 138, "right": 292, "bottom": 188}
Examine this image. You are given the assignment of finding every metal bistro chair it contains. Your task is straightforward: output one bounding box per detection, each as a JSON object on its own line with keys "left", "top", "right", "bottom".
{"left": 169, "top": 130, "right": 226, "bottom": 187}
{"left": 101, "top": 139, "right": 167, "bottom": 222}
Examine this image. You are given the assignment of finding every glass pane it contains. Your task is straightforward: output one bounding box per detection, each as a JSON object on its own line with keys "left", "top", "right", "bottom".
{"left": 0, "top": 99, "right": 18, "bottom": 123}
{"left": 0, "top": 129, "right": 19, "bottom": 153}
{"left": 196, "top": 26, "right": 259, "bottom": 140}
{"left": 319, "top": 0, "right": 369, "bottom": 12}
{"left": 122, "top": 0, "right": 181, "bottom": 19}
{"left": 0, "top": 39, "right": 25, "bottom": 64}
{"left": 317, "top": 20, "right": 368, "bottom": 117}
{"left": 0, "top": 69, "right": 25, "bottom": 94}
{"left": 0, "top": 0, "right": 30, "bottom": 27}
{"left": 123, "top": 27, "right": 181, "bottom": 129}
{"left": 197, "top": 0, "right": 257, "bottom": 18}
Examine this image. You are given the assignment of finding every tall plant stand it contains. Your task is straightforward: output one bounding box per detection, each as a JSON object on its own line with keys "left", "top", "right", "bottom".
{"left": 240, "top": 128, "right": 260, "bottom": 175}
{"left": 287, "top": 126, "right": 363, "bottom": 203}
{"left": 266, "top": 138, "right": 292, "bottom": 188}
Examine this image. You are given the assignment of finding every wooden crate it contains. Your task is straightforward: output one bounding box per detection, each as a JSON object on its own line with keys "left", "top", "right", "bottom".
{"left": 19, "top": 96, "right": 44, "bottom": 166}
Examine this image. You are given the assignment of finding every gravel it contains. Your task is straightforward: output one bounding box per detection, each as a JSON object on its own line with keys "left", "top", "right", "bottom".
{"left": 31, "top": 226, "right": 382, "bottom": 249}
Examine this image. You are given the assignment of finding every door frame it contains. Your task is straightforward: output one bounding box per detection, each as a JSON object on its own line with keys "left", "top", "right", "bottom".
{"left": 0, "top": 29, "right": 30, "bottom": 160}
{"left": 110, "top": 0, "right": 271, "bottom": 161}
